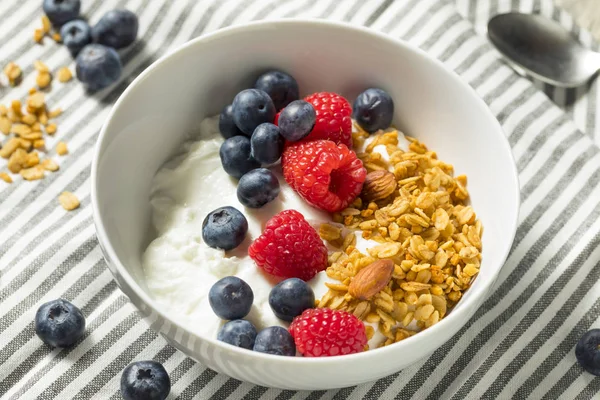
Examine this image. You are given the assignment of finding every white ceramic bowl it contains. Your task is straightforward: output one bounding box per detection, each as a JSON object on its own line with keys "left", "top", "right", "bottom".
{"left": 91, "top": 19, "right": 519, "bottom": 390}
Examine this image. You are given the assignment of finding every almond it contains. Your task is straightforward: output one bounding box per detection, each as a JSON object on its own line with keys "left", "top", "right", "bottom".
{"left": 349, "top": 259, "right": 394, "bottom": 300}
{"left": 361, "top": 170, "right": 397, "bottom": 202}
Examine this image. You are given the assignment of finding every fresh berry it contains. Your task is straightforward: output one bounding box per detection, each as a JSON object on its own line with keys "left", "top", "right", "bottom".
{"left": 232, "top": 89, "right": 276, "bottom": 136}
{"left": 268, "top": 278, "right": 314, "bottom": 322}
{"left": 202, "top": 206, "right": 248, "bottom": 250}
{"left": 250, "top": 123, "right": 284, "bottom": 164}
{"left": 121, "top": 360, "right": 171, "bottom": 400}
{"left": 289, "top": 308, "right": 367, "bottom": 357}
{"left": 277, "top": 100, "right": 316, "bottom": 142}
{"left": 253, "top": 326, "right": 296, "bottom": 356}
{"left": 219, "top": 136, "right": 260, "bottom": 179}
{"left": 75, "top": 44, "right": 122, "bottom": 91}
{"left": 237, "top": 168, "right": 280, "bottom": 208}
{"left": 255, "top": 70, "right": 299, "bottom": 110}
{"left": 43, "top": 0, "right": 81, "bottom": 26}
{"left": 92, "top": 9, "right": 139, "bottom": 49}
{"left": 209, "top": 276, "right": 254, "bottom": 320}
{"left": 576, "top": 329, "right": 600, "bottom": 376}
{"left": 35, "top": 299, "right": 85, "bottom": 348}
{"left": 60, "top": 20, "right": 91, "bottom": 57}
{"left": 219, "top": 104, "right": 244, "bottom": 139}
{"left": 217, "top": 320, "right": 257, "bottom": 350}
{"left": 302, "top": 92, "right": 353, "bottom": 147}
{"left": 281, "top": 140, "right": 366, "bottom": 212}
{"left": 353, "top": 88, "right": 394, "bottom": 133}
{"left": 249, "top": 210, "right": 327, "bottom": 280}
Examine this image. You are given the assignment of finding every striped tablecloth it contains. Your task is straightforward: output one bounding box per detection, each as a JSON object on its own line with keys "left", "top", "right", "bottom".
{"left": 1, "top": 0, "right": 600, "bottom": 398}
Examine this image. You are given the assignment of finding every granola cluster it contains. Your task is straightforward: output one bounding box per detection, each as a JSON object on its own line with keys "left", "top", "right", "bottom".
{"left": 316, "top": 126, "right": 483, "bottom": 348}
{"left": 1, "top": 57, "right": 78, "bottom": 211}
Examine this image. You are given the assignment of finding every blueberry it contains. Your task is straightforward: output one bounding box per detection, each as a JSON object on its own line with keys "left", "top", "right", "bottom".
{"left": 232, "top": 89, "right": 276, "bottom": 136}
{"left": 576, "top": 329, "right": 600, "bottom": 376}
{"left": 219, "top": 136, "right": 260, "bottom": 179}
{"left": 120, "top": 360, "right": 171, "bottom": 400}
{"left": 253, "top": 326, "right": 296, "bottom": 356}
{"left": 75, "top": 44, "right": 122, "bottom": 91}
{"left": 43, "top": 0, "right": 81, "bottom": 26}
{"left": 209, "top": 276, "right": 254, "bottom": 320}
{"left": 202, "top": 206, "right": 248, "bottom": 251}
{"left": 92, "top": 9, "right": 139, "bottom": 49}
{"left": 35, "top": 299, "right": 85, "bottom": 348}
{"left": 255, "top": 70, "right": 299, "bottom": 110}
{"left": 352, "top": 88, "right": 394, "bottom": 133}
{"left": 60, "top": 20, "right": 91, "bottom": 57}
{"left": 219, "top": 104, "right": 244, "bottom": 139}
{"left": 250, "top": 123, "right": 284, "bottom": 165}
{"left": 237, "top": 168, "right": 280, "bottom": 209}
{"left": 277, "top": 100, "right": 316, "bottom": 142}
{"left": 268, "top": 278, "right": 315, "bottom": 322}
{"left": 217, "top": 320, "right": 257, "bottom": 349}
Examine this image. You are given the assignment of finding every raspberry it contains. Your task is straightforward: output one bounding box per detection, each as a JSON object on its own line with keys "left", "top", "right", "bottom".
{"left": 248, "top": 210, "right": 327, "bottom": 281}
{"left": 281, "top": 140, "right": 366, "bottom": 212}
{"left": 303, "top": 92, "right": 353, "bottom": 147}
{"left": 275, "top": 92, "right": 353, "bottom": 147}
{"left": 289, "top": 308, "right": 367, "bottom": 357}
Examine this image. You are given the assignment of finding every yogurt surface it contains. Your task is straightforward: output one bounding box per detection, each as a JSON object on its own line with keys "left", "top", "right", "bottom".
{"left": 142, "top": 116, "right": 405, "bottom": 346}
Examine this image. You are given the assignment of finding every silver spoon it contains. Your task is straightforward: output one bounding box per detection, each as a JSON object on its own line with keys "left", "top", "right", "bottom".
{"left": 487, "top": 12, "right": 600, "bottom": 88}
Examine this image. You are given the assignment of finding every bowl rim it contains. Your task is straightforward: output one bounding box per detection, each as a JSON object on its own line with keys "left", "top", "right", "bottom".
{"left": 91, "top": 18, "right": 520, "bottom": 365}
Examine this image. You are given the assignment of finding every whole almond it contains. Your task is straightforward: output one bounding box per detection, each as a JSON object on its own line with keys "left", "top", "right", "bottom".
{"left": 362, "top": 170, "right": 397, "bottom": 202}
{"left": 349, "top": 259, "right": 394, "bottom": 300}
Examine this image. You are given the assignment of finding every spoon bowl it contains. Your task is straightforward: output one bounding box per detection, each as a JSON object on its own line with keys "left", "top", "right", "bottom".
{"left": 488, "top": 12, "right": 600, "bottom": 87}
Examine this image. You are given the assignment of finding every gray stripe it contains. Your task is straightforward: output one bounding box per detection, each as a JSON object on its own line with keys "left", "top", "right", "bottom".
{"left": 481, "top": 72, "right": 521, "bottom": 105}
{"left": 542, "top": 363, "right": 582, "bottom": 400}
{"left": 433, "top": 23, "right": 477, "bottom": 63}
{"left": 363, "top": 0, "right": 394, "bottom": 27}
{"left": 363, "top": 372, "right": 399, "bottom": 400}
{"left": 418, "top": 13, "right": 464, "bottom": 52}
{"left": 573, "top": 372, "right": 600, "bottom": 400}
{"left": 515, "top": 116, "right": 572, "bottom": 172}
{"left": 280, "top": 0, "right": 318, "bottom": 19}
{"left": 7, "top": 292, "right": 127, "bottom": 399}
{"left": 397, "top": 145, "right": 600, "bottom": 399}
{"left": 453, "top": 208, "right": 600, "bottom": 399}
{"left": 219, "top": 0, "right": 255, "bottom": 29}
{"left": 177, "top": 369, "right": 219, "bottom": 400}
{"left": 210, "top": 377, "right": 244, "bottom": 400}
{"left": 519, "top": 131, "right": 587, "bottom": 204}
{"left": 508, "top": 101, "right": 554, "bottom": 146}
{"left": 399, "top": 0, "right": 447, "bottom": 42}
{"left": 423, "top": 163, "right": 600, "bottom": 399}
{"left": 379, "top": 0, "right": 421, "bottom": 33}
{"left": 190, "top": 0, "right": 222, "bottom": 39}
{"left": 317, "top": 0, "right": 339, "bottom": 19}
{"left": 274, "top": 390, "right": 296, "bottom": 400}
{"left": 241, "top": 385, "right": 269, "bottom": 400}
{"left": 332, "top": 386, "right": 357, "bottom": 400}
{"left": 342, "top": 0, "right": 364, "bottom": 22}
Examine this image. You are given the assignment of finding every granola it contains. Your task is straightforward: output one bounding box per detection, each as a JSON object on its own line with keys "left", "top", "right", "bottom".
{"left": 317, "top": 125, "right": 483, "bottom": 349}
